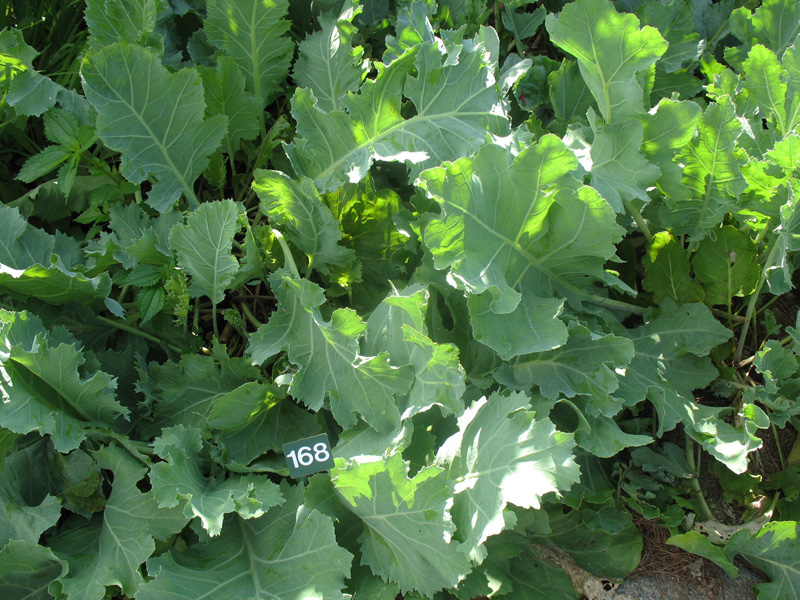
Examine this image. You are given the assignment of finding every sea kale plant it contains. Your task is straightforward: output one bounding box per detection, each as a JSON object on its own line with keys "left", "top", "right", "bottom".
{"left": 2, "top": 0, "right": 800, "bottom": 598}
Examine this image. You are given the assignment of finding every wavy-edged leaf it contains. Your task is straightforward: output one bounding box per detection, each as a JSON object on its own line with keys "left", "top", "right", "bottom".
{"left": 150, "top": 425, "right": 283, "bottom": 536}
{"left": 84, "top": 0, "right": 166, "bottom": 47}
{"left": 169, "top": 199, "right": 242, "bottom": 303}
{"left": 545, "top": 0, "right": 667, "bottom": 121}
{"left": 81, "top": 42, "right": 227, "bottom": 211}
{"left": 729, "top": 0, "right": 800, "bottom": 58}
{"left": 0, "top": 466, "right": 61, "bottom": 547}
{"left": 637, "top": 0, "right": 703, "bottom": 72}
{"left": 205, "top": 0, "right": 294, "bottom": 106}
{"left": 742, "top": 44, "right": 797, "bottom": 137}
{"left": 419, "top": 138, "right": 623, "bottom": 354}
{"left": 496, "top": 322, "right": 634, "bottom": 417}
{"left": 363, "top": 286, "right": 466, "bottom": 419}
{"left": 247, "top": 271, "right": 413, "bottom": 432}
{"left": 292, "top": 0, "right": 367, "bottom": 113}
{"left": 253, "top": 170, "right": 354, "bottom": 275}
{"left": 0, "top": 310, "right": 126, "bottom": 452}
{"left": 662, "top": 97, "right": 746, "bottom": 238}
{"left": 724, "top": 521, "right": 800, "bottom": 598}
{"left": 208, "top": 382, "right": 319, "bottom": 468}
{"left": 590, "top": 118, "right": 661, "bottom": 212}
{"left": 136, "top": 353, "right": 261, "bottom": 434}
{"left": 139, "top": 485, "right": 352, "bottom": 600}
{"left": 617, "top": 303, "right": 732, "bottom": 436}
{"left": 0, "top": 540, "right": 65, "bottom": 600}
{"left": 332, "top": 454, "right": 471, "bottom": 597}
{"left": 0, "top": 208, "right": 111, "bottom": 304}
{"left": 437, "top": 391, "right": 579, "bottom": 562}
{"left": 528, "top": 507, "right": 642, "bottom": 580}
{"left": 199, "top": 56, "right": 261, "bottom": 156}
{"left": 286, "top": 27, "right": 520, "bottom": 192}
{"left": 642, "top": 231, "right": 705, "bottom": 304}
{"left": 49, "top": 445, "right": 188, "bottom": 600}
{"left": 641, "top": 98, "right": 702, "bottom": 200}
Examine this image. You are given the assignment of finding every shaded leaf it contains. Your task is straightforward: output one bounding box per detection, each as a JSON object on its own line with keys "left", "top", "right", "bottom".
{"left": 205, "top": 0, "right": 294, "bottom": 106}
{"left": 292, "top": 0, "right": 367, "bottom": 113}
{"left": 692, "top": 226, "right": 759, "bottom": 305}
{"left": 49, "top": 445, "right": 188, "bottom": 600}
{"left": 286, "top": 27, "right": 519, "bottom": 192}
{"left": 150, "top": 425, "right": 283, "bottom": 535}
{"left": 642, "top": 231, "right": 705, "bottom": 304}
{"left": 169, "top": 199, "right": 242, "bottom": 303}
{"left": 0, "top": 310, "right": 126, "bottom": 452}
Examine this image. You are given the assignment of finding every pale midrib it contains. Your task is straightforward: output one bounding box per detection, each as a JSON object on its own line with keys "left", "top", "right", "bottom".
{"left": 309, "top": 101, "right": 495, "bottom": 183}
{"left": 92, "top": 57, "right": 196, "bottom": 203}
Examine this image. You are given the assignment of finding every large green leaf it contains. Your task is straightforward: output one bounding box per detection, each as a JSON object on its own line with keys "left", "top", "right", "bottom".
{"left": 332, "top": 454, "right": 471, "bottom": 597}
{"left": 589, "top": 118, "right": 661, "bottom": 212}
{"left": 545, "top": 0, "right": 667, "bottom": 122}
{"left": 642, "top": 231, "right": 705, "bottom": 304}
{"left": 725, "top": 521, "right": 800, "bottom": 599}
{"left": 81, "top": 42, "right": 227, "bottom": 211}
{"left": 208, "top": 382, "right": 320, "bottom": 468}
{"left": 729, "top": 0, "right": 800, "bottom": 58}
{"left": 247, "top": 271, "right": 413, "bottom": 432}
{"left": 140, "top": 484, "right": 352, "bottom": 600}
{"left": 150, "top": 425, "right": 283, "bottom": 536}
{"left": 419, "top": 138, "right": 623, "bottom": 355}
{"left": 692, "top": 226, "right": 759, "bottom": 305}
{"left": 0, "top": 540, "right": 64, "bottom": 600}
{"left": 0, "top": 29, "right": 63, "bottom": 117}
{"left": 199, "top": 56, "right": 262, "bottom": 156}
{"left": 137, "top": 353, "right": 262, "bottom": 434}
{"left": 662, "top": 97, "right": 746, "bottom": 239}
{"left": 496, "top": 322, "right": 634, "bottom": 418}
{"left": 253, "top": 170, "right": 354, "bottom": 275}
{"left": 84, "top": 0, "right": 166, "bottom": 47}
{"left": 641, "top": 98, "right": 702, "bottom": 200}
{"left": 437, "top": 391, "right": 579, "bottom": 562}
{"left": 49, "top": 445, "right": 188, "bottom": 600}
{"left": 504, "top": 551, "right": 579, "bottom": 600}
{"left": 363, "top": 286, "right": 466, "bottom": 419}
{"left": 286, "top": 26, "right": 521, "bottom": 192}
{"left": 204, "top": 0, "right": 294, "bottom": 106}
{"left": 0, "top": 205, "right": 112, "bottom": 306}
{"left": 637, "top": 0, "right": 703, "bottom": 72}
{"left": 0, "top": 457, "right": 61, "bottom": 547}
{"left": 528, "top": 507, "right": 642, "bottom": 580}
{"left": 292, "top": 0, "right": 366, "bottom": 113}
{"left": 617, "top": 304, "right": 735, "bottom": 451}
{"left": 548, "top": 59, "right": 597, "bottom": 124}
{"left": 0, "top": 311, "right": 127, "bottom": 452}
{"left": 169, "top": 199, "right": 242, "bottom": 303}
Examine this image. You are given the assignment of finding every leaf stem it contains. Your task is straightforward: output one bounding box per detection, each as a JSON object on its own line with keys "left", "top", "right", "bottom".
{"left": 735, "top": 239, "right": 780, "bottom": 364}
{"left": 240, "top": 303, "right": 262, "bottom": 329}
{"left": 85, "top": 429, "right": 154, "bottom": 467}
{"left": 623, "top": 200, "right": 653, "bottom": 245}
{"left": 272, "top": 228, "right": 300, "bottom": 279}
{"left": 584, "top": 294, "right": 646, "bottom": 315}
{"left": 685, "top": 434, "right": 714, "bottom": 521}
{"left": 96, "top": 315, "right": 183, "bottom": 353}
{"left": 212, "top": 302, "right": 220, "bottom": 340}
{"left": 772, "top": 422, "right": 787, "bottom": 471}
